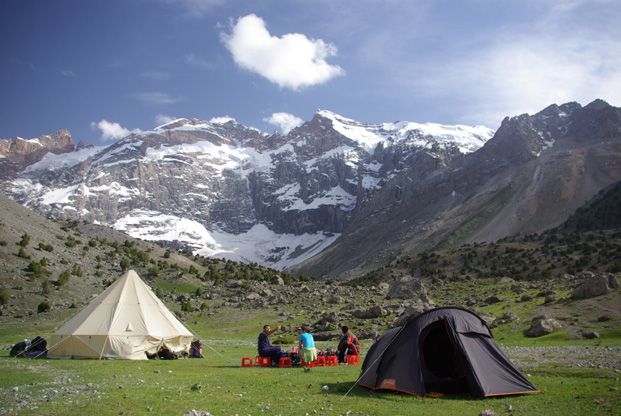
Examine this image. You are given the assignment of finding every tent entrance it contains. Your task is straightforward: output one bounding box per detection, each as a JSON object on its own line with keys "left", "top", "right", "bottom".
{"left": 420, "top": 320, "right": 469, "bottom": 394}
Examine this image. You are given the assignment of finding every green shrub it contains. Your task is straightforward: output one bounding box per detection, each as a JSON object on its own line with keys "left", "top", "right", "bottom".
{"left": 0, "top": 288, "right": 8, "bottom": 305}
{"left": 57, "top": 270, "right": 70, "bottom": 286}
{"left": 17, "top": 247, "right": 30, "bottom": 259}
{"left": 0, "top": 240, "right": 7, "bottom": 246}
{"left": 18, "top": 233, "right": 30, "bottom": 247}
{"left": 27, "top": 261, "right": 49, "bottom": 278}
{"left": 71, "top": 265, "right": 83, "bottom": 277}
{"left": 181, "top": 302, "right": 194, "bottom": 312}
{"left": 38, "top": 242, "right": 54, "bottom": 252}
{"left": 41, "top": 279, "right": 50, "bottom": 295}
{"left": 37, "top": 301, "right": 51, "bottom": 313}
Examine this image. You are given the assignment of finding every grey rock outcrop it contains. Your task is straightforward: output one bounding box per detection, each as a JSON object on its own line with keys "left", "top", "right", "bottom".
{"left": 353, "top": 305, "right": 388, "bottom": 319}
{"left": 571, "top": 274, "right": 619, "bottom": 299}
{"left": 525, "top": 316, "right": 562, "bottom": 337}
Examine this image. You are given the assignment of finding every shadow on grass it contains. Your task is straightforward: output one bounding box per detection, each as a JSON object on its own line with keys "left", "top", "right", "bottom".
{"left": 322, "top": 382, "right": 486, "bottom": 402}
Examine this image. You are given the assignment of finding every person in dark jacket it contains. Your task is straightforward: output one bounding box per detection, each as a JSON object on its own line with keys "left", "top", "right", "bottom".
{"left": 258, "top": 324, "right": 283, "bottom": 365}
{"left": 337, "top": 326, "right": 360, "bottom": 363}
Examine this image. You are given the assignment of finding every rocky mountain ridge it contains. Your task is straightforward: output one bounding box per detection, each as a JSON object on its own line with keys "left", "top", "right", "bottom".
{"left": 0, "top": 110, "right": 493, "bottom": 270}
{"left": 293, "top": 99, "right": 621, "bottom": 277}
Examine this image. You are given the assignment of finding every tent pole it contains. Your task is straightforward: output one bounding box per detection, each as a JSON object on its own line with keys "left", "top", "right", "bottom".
{"left": 98, "top": 336, "right": 109, "bottom": 360}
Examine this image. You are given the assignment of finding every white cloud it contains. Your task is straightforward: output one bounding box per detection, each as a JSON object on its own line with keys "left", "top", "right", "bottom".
{"left": 130, "top": 92, "right": 179, "bottom": 105}
{"left": 413, "top": 35, "right": 621, "bottom": 127}
{"left": 221, "top": 14, "right": 344, "bottom": 90}
{"left": 90, "top": 120, "right": 135, "bottom": 141}
{"left": 209, "top": 116, "right": 236, "bottom": 124}
{"left": 155, "top": 114, "right": 176, "bottom": 126}
{"left": 263, "top": 112, "right": 304, "bottom": 134}
{"left": 60, "top": 69, "right": 75, "bottom": 77}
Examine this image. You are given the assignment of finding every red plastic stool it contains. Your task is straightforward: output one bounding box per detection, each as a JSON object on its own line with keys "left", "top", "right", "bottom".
{"left": 347, "top": 354, "right": 360, "bottom": 365}
{"left": 279, "top": 356, "right": 292, "bottom": 368}
{"left": 255, "top": 356, "right": 271, "bottom": 367}
{"left": 315, "top": 356, "right": 326, "bottom": 366}
{"left": 325, "top": 356, "right": 338, "bottom": 366}
{"left": 241, "top": 357, "right": 253, "bottom": 367}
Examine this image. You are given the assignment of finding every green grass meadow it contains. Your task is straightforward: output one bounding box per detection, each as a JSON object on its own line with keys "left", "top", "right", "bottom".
{"left": 1, "top": 306, "right": 620, "bottom": 416}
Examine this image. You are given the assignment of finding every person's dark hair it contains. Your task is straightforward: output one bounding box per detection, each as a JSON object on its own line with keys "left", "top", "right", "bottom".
{"left": 341, "top": 325, "right": 349, "bottom": 333}
{"left": 263, "top": 324, "right": 270, "bottom": 330}
{"left": 302, "top": 325, "right": 310, "bottom": 332}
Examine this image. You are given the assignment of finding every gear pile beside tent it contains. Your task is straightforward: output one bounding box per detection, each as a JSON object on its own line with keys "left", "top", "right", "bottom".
{"left": 48, "top": 270, "right": 194, "bottom": 360}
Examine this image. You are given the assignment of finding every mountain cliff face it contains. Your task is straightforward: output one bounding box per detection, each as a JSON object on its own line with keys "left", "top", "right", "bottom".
{"left": 0, "top": 129, "right": 78, "bottom": 179}
{"left": 3, "top": 100, "right": 618, "bottom": 277}
{"left": 292, "top": 100, "right": 621, "bottom": 278}
{"left": 1, "top": 112, "right": 492, "bottom": 270}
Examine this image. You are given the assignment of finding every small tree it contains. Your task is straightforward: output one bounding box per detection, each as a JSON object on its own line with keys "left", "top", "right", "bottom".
{"left": 0, "top": 288, "right": 8, "bottom": 305}
{"left": 17, "top": 247, "right": 30, "bottom": 259}
{"left": 120, "top": 257, "right": 131, "bottom": 272}
{"left": 57, "top": 270, "right": 71, "bottom": 286}
{"left": 41, "top": 279, "right": 50, "bottom": 295}
{"left": 18, "top": 233, "right": 30, "bottom": 247}
{"left": 37, "top": 301, "right": 50, "bottom": 313}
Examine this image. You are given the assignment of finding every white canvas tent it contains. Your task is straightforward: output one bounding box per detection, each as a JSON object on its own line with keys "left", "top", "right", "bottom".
{"left": 49, "top": 270, "right": 194, "bottom": 359}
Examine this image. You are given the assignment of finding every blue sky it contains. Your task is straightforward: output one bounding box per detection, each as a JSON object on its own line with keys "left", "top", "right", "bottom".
{"left": 1, "top": 0, "right": 620, "bottom": 145}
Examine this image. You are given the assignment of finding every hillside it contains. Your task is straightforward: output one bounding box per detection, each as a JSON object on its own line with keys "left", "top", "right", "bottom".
{"left": 0, "top": 193, "right": 299, "bottom": 331}
{"left": 294, "top": 100, "right": 621, "bottom": 278}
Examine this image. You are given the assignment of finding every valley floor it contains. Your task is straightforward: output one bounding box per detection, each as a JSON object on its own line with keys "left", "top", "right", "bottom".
{"left": 0, "top": 342, "right": 620, "bottom": 416}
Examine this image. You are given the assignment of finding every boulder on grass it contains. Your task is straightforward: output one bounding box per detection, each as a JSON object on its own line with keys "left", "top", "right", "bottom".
{"left": 525, "top": 315, "right": 562, "bottom": 337}
{"left": 571, "top": 274, "right": 619, "bottom": 299}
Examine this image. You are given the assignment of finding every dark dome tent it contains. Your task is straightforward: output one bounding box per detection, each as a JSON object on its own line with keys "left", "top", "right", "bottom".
{"left": 359, "top": 307, "right": 538, "bottom": 398}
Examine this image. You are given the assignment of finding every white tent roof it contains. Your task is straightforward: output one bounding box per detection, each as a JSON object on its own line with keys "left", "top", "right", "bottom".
{"left": 49, "top": 270, "right": 194, "bottom": 359}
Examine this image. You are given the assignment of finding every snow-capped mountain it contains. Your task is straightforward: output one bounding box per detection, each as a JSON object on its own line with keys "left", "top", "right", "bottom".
{"left": 1, "top": 111, "right": 493, "bottom": 269}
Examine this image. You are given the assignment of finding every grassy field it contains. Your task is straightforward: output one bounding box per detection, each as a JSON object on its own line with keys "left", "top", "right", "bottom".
{"left": 1, "top": 305, "right": 620, "bottom": 416}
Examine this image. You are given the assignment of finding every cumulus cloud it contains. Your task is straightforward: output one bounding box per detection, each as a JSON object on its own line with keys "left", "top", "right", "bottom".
{"left": 221, "top": 14, "right": 344, "bottom": 90}
{"left": 130, "top": 92, "right": 179, "bottom": 105}
{"left": 90, "top": 120, "right": 134, "bottom": 141}
{"left": 263, "top": 112, "right": 304, "bottom": 134}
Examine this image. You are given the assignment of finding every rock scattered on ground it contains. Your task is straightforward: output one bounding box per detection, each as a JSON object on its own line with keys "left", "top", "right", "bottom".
{"left": 571, "top": 273, "right": 619, "bottom": 299}
{"left": 524, "top": 315, "right": 562, "bottom": 337}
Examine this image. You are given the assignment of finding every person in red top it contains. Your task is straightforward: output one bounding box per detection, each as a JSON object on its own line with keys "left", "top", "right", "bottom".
{"left": 337, "top": 325, "right": 360, "bottom": 364}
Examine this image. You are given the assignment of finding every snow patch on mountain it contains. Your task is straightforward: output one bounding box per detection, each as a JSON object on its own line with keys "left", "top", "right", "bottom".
{"left": 114, "top": 210, "right": 340, "bottom": 269}
{"left": 24, "top": 146, "right": 104, "bottom": 172}
{"left": 316, "top": 109, "right": 493, "bottom": 154}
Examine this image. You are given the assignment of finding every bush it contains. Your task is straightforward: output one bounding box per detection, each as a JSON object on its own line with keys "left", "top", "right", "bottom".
{"left": 0, "top": 288, "right": 8, "bottom": 305}
{"left": 27, "top": 261, "right": 49, "bottom": 278}
{"left": 37, "top": 301, "right": 51, "bottom": 313}
{"left": 0, "top": 240, "right": 7, "bottom": 246}
{"left": 17, "top": 247, "right": 30, "bottom": 259}
{"left": 41, "top": 279, "right": 50, "bottom": 295}
{"left": 181, "top": 302, "right": 194, "bottom": 312}
{"left": 38, "top": 242, "right": 54, "bottom": 252}
{"left": 57, "top": 270, "right": 70, "bottom": 286}
{"left": 18, "top": 233, "right": 30, "bottom": 247}
{"left": 120, "top": 257, "right": 131, "bottom": 272}
{"left": 71, "top": 265, "right": 83, "bottom": 277}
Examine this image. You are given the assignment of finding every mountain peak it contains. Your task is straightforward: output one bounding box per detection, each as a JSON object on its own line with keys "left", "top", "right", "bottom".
{"left": 585, "top": 98, "right": 611, "bottom": 111}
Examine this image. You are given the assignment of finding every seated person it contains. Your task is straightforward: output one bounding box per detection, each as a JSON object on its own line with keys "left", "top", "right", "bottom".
{"left": 337, "top": 325, "right": 360, "bottom": 363}
{"left": 298, "top": 326, "right": 317, "bottom": 372}
{"left": 258, "top": 324, "right": 283, "bottom": 365}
